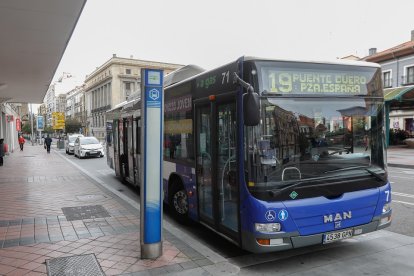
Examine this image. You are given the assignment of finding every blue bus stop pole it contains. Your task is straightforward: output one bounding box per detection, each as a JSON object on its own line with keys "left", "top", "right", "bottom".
{"left": 140, "top": 69, "right": 164, "bottom": 259}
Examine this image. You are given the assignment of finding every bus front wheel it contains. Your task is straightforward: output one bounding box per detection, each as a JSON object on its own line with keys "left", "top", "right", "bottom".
{"left": 169, "top": 183, "right": 189, "bottom": 223}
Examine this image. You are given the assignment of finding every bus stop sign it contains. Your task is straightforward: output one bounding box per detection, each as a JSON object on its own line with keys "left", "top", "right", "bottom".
{"left": 140, "top": 68, "right": 164, "bottom": 259}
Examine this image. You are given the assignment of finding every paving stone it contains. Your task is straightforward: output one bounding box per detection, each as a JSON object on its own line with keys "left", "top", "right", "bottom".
{"left": 2, "top": 239, "right": 20, "bottom": 248}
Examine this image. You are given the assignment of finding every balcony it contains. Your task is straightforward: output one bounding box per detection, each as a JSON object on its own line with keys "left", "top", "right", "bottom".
{"left": 91, "top": 105, "right": 111, "bottom": 114}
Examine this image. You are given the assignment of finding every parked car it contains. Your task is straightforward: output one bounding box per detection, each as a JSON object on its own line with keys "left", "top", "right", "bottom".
{"left": 74, "top": 136, "right": 104, "bottom": 158}
{"left": 65, "top": 134, "right": 84, "bottom": 154}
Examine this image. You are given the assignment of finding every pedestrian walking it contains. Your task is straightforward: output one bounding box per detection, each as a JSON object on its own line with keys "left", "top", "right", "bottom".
{"left": 18, "top": 135, "right": 25, "bottom": 151}
{"left": 0, "top": 138, "right": 4, "bottom": 166}
{"left": 44, "top": 135, "right": 52, "bottom": 154}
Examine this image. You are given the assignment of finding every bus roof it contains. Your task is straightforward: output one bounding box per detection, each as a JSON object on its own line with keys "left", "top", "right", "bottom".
{"left": 164, "top": 64, "right": 205, "bottom": 87}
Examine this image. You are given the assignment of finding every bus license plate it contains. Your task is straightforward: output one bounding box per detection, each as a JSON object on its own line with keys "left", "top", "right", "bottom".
{"left": 323, "top": 229, "right": 353, "bottom": 244}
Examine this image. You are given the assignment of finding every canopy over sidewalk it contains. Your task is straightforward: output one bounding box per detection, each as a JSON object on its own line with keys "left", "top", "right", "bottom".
{"left": 384, "top": 85, "right": 414, "bottom": 146}
{"left": 385, "top": 85, "right": 414, "bottom": 103}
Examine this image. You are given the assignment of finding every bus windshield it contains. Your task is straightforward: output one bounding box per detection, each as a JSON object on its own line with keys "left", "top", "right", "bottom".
{"left": 245, "top": 97, "right": 386, "bottom": 193}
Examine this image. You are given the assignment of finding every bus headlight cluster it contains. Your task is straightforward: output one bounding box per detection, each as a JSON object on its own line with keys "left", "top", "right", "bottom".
{"left": 255, "top": 223, "right": 281, "bottom": 233}
{"left": 382, "top": 202, "right": 391, "bottom": 214}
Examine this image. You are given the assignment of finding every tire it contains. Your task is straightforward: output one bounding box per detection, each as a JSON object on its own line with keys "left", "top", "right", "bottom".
{"left": 169, "top": 181, "right": 189, "bottom": 223}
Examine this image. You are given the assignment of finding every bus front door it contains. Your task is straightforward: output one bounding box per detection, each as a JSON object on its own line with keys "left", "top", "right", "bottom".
{"left": 196, "top": 100, "right": 239, "bottom": 241}
{"left": 126, "top": 117, "right": 135, "bottom": 184}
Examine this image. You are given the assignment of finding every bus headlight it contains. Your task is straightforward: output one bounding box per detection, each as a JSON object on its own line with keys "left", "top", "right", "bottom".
{"left": 255, "top": 223, "right": 281, "bottom": 233}
{"left": 382, "top": 202, "right": 391, "bottom": 214}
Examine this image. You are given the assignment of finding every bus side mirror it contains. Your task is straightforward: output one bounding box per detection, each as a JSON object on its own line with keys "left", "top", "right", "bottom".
{"left": 243, "top": 92, "right": 260, "bottom": 126}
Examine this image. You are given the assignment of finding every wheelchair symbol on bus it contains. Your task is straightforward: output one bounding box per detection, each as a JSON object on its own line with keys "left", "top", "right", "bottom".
{"left": 265, "top": 210, "right": 276, "bottom": 222}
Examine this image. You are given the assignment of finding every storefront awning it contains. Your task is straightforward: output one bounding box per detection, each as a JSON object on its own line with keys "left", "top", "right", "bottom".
{"left": 384, "top": 85, "right": 414, "bottom": 102}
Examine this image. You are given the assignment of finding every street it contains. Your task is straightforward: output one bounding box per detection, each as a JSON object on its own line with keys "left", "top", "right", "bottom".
{"left": 388, "top": 168, "right": 414, "bottom": 237}
{"left": 58, "top": 148, "right": 414, "bottom": 275}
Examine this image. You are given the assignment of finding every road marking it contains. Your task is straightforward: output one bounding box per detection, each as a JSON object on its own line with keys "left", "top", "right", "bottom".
{"left": 402, "top": 170, "right": 414, "bottom": 175}
{"left": 389, "top": 175, "right": 412, "bottom": 179}
{"left": 393, "top": 200, "right": 414, "bottom": 206}
{"left": 392, "top": 192, "right": 414, "bottom": 199}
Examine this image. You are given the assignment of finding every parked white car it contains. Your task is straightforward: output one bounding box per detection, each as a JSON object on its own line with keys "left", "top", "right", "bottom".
{"left": 74, "top": 136, "right": 104, "bottom": 158}
{"left": 65, "top": 134, "right": 84, "bottom": 154}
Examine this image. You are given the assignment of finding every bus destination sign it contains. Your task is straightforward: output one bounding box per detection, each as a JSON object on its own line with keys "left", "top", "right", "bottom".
{"left": 266, "top": 70, "right": 369, "bottom": 95}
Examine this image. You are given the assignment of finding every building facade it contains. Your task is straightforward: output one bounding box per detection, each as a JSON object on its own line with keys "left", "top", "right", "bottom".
{"left": 0, "top": 103, "right": 20, "bottom": 153}
{"left": 365, "top": 30, "right": 414, "bottom": 137}
{"left": 43, "top": 84, "right": 56, "bottom": 127}
{"left": 43, "top": 73, "right": 81, "bottom": 129}
{"left": 84, "top": 55, "right": 183, "bottom": 139}
{"left": 65, "top": 85, "right": 86, "bottom": 133}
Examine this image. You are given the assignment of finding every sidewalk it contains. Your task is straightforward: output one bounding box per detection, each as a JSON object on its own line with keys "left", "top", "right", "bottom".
{"left": 0, "top": 145, "right": 224, "bottom": 276}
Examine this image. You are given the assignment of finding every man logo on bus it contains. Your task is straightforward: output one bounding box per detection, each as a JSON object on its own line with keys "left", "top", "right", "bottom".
{"left": 265, "top": 210, "right": 276, "bottom": 222}
{"left": 323, "top": 211, "right": 352, "bottom": 223}
{"left": 278, "top": 209, "right": 288, "bottom": 221}
{"left": 149, "top": 88, "right": 160, "bottom": 101}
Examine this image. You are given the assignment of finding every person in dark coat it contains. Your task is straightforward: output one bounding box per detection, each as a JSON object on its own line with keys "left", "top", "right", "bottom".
{"left": 0, "top": 138, "right": 4, "bottom": 166}
{"left": 44, "top": 135, "right": 52, "bottom": 153}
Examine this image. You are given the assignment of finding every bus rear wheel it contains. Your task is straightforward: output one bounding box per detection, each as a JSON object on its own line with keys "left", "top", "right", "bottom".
{"left": 169, "top": 183, "right": 189, "bottom": 223}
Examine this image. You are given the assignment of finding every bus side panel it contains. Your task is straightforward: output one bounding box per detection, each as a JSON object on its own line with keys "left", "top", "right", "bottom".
{"left": 163, "top": 160, "right": 198, "bottom": 221}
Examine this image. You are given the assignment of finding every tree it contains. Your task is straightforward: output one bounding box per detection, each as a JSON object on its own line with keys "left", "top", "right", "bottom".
{"left": 21, "top": 116, "right": 37, "bottom": 134}
{"left": 21, "top": 123, "right": 31, "bottom": 134}
{"left": 43, "top": 126, "right": 54, "bottom": 134}
{"left": 65, "top": 118, "right": 82, "bottom": 134}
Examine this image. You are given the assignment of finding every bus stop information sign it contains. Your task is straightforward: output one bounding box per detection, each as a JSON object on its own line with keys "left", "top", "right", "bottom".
{"left": 140, "top": 69, "right": 164, "bottom": 259}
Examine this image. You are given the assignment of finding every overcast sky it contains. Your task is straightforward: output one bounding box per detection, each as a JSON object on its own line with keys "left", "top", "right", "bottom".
{"left": 52, "top": 0, "right": 414, "bottom": 85}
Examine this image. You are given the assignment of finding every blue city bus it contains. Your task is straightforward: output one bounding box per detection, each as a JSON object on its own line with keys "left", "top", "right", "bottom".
{"left": 107, "top": 57, "right": 391, "bottom": 253}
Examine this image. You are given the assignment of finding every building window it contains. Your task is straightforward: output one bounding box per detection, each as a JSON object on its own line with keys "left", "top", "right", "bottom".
{"left": 126, "top": 68, "right": 131, "bottom": 74}
{"left": 406, "top": 66, "right": 414, "bottom": 85}
{"left": 125, "top": 82, "right": 132, "bottom": 99}
{"left": 383, "top": 71, "right": 392, "bottom": 88}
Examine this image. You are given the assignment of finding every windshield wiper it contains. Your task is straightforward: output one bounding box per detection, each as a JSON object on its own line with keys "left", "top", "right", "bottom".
{"left": 268, "top": 167, "right": 386, "bottom": 198}
{"left": 267, "top": 175, "right": 336, "bottom": 197}
{"left": 365, "top": 168, "right": 386, "bottom": 182}
{"left": 324, "top": 166, "right": 386, "bottom": 182}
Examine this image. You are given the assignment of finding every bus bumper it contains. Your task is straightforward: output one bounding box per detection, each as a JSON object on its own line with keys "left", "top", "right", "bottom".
{"left": 241, "top": 212, "right": 392, "bottom": 253}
